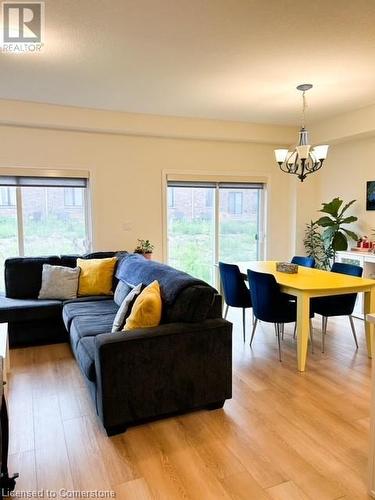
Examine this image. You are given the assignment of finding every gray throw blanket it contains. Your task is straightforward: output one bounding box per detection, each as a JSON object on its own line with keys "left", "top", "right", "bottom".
{"left": 116, "top": 254, "right": 216, "bottom": 305}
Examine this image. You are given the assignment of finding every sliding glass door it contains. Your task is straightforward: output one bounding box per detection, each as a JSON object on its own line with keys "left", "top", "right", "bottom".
{"left": 167, "top": 185, "right": 216, "bottom": 285}
{"left": 167, "top": 181, "right": 264, "bottom": 286}
{"left": 219, "top": 185, "right": 262, "bottom": 265}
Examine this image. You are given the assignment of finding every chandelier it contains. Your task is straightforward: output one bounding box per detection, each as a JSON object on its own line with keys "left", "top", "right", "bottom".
{"left": 274, "top": 84, "right": 329, "bottom": 182}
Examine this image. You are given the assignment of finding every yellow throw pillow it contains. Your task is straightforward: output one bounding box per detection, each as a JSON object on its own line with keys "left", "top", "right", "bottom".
{"left": 77, "top": 257, "right": 117, "bottom": 296}
{"left": 124, "top": 280, "right": 162, "bottom": 331}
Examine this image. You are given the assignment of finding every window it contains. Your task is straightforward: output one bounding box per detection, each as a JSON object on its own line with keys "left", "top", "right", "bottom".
{"left": 0, "top": 175, "right": 90, "bottom": 292}
{"left": 228, "top": 192, "right": 243, "bottom": 215}
{"left": 168, "top": 187, "right": 175, "bottom": 208}
{"left": 0, "top": 187, "right": 16, "bottom": 207}
{"left": 64, "top": 188, "right": 83, "bottom": 207}
{"left": 205, "top": 190, "right": 213, "bottom": 208}
{"left": 167, "top": 181, "right": 264, "bottom": 287}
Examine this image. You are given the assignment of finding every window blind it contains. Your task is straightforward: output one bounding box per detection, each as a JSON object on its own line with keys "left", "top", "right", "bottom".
{"left": 167, "top": 180, "right": 264, "bottom": 189}
{"left": 0, "top": 176, "right": 88, "bottom": 188}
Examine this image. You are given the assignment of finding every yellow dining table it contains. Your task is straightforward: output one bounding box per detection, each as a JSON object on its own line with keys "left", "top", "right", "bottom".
{"left": 236, "top": 261, "right": 375, "bottom": 372}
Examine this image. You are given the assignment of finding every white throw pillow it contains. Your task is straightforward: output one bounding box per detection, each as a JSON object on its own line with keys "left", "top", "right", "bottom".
{"left": 111, "top": 283, "right": 143, "bottom": 332}
{"left": 38, "top": 264, "right": 81, "bottom": 300}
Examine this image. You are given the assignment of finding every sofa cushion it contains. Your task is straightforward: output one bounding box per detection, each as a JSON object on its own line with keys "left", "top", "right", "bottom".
{"left": 76, "top": 336, "right": 96, "bottom": 381}
{"left": 70, "top": 313, "right": 115, "bottom": 352}
{"left": 0, "top": 297, "right": 62, "bottom": 323}
{"left": 124, "top": 281, "right": 162, "bottom": 331}
{"left": 63, "top": 295, "right": 113, "bottom": 305}
{"left": 77, "top": 257, "right": 117, "bottom": 296}
{"left": 82, "top": 251, "right": 117, "bottom": 260}
{"left": 5, "top": 256, "right": 61, "bottom": 299}
{"left": 165, "top": 285, "right": 218, "bottom": 323}
{"left": 112, "top": 283, "right": 143, "bottom": 332}
{"left": 63, "top": 299, "right": 118, "bottom": 330}
{"left": 38, "top": 264, "right": 80, "bottom": 300}
{"left": 114, "top": 280, "right": 133, "bottom": 306}
{"left": 60, "top": 255, "right": 80, "bottom": 268}
{"left": 82, "top": 251, "right": 129, "bottom": 292}
{"left": 116, "top": 254, "right": 216, "bottom": 322}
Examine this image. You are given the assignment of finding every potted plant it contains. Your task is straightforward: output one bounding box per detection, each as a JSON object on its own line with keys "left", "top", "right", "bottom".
{"left": 134, "top": 239, "right": 154, "bottom": 260}
{"left": 315, "top": 197, "right": 358, "bottom": 261}
{"left": 303, "top": 220, "right": 332, "bottom": 270}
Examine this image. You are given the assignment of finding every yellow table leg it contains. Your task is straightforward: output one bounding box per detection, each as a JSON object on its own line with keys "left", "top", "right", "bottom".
{"left": 296, "top": 292, "right": 310, "bottom": 372}
{"left": 364, "top": 288, "right": 375, "bottom": 358}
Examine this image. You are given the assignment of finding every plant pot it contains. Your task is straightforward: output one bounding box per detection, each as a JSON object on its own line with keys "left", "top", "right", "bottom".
{"left": 143, "top": 252, "right": 152, "bottom": 260}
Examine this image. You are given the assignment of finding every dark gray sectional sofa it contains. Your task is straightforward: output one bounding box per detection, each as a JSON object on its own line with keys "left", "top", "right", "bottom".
{"left": 0, "top": 252, "right": 232, "bottom": 435}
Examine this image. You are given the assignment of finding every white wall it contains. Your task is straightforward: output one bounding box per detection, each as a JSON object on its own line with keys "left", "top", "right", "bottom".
{"left": 0, "top": 114, "right": 298, "bottom": 262}
{"left": 316, "top": 137, "right": 375, "bottom": 240}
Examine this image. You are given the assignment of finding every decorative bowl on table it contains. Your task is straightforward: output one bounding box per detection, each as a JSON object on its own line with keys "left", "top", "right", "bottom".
{"left": 276, "top": 262, "right": 298, "bottom": 274}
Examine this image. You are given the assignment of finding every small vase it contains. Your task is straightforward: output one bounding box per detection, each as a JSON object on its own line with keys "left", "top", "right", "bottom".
{"left": 144, "top": 253, "right": 152, "bottom": 260}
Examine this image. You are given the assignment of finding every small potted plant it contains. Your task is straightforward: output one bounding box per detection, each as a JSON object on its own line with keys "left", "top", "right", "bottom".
{"left": 134, "top": 239, "right": 154, "bottom": 260}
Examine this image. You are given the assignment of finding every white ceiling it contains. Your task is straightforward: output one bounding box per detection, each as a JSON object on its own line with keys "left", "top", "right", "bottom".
{"left": 1, "top": 0, "right": 375, "bottom": 125}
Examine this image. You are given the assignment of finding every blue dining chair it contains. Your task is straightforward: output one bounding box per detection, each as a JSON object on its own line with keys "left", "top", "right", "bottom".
{"left": 219, "top": 262, "right": 253, "bottom": 342}
{"left": 311, "top": 262, "right": 363, "bottom": 352}
{"left": 248, "top": 269, "right": 314, "bottom": 361}
{"left": 291, "top": 256, "right": 315, "bottom": 268}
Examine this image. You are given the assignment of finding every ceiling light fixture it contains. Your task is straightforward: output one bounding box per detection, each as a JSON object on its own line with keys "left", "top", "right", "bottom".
{"left": 274, "top": 84, "right": 329, "bottom": 182}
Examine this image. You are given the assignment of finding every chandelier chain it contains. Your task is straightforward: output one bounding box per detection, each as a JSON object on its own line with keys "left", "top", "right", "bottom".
{"left": 301, "top": 91, "right": 307, "bottom": 129}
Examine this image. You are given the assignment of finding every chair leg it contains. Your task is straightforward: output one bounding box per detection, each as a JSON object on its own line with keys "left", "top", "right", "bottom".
{"left": 281, "top": 323, "right": 285, "bottom": 340}
{"left": 276, "top": 323, "right": 282, "bottom": 362}
{"left": 322, "top": 316, "right": 328, "bottom": 353}
{"left": 250, "top": 318, "right": 258, "bottom": 347}
{"left": 293, "top": 322, "right": 297, "bottom": 340}
{"left": 349, "top": 315, "right": 359, "bottom": 350}
{"left": 309, "top": 319, "right": 314, "bottom": 354}
{"left": 252, "top": 308, "right": 255, "bottom": 326}
{"left": 224, "top": 304, "right": 229, "bottom": 319}
{"left": 242, "top": 308, "right": 246, "bottom": 343}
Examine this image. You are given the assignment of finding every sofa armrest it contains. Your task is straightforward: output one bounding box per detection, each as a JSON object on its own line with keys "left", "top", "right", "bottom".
{"left": 94, "top": 319, "right": 232, "bottom": 433}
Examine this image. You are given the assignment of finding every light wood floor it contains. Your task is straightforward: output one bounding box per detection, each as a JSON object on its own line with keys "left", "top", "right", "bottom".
{"left": 7, "top": 312, "right": 373, "bottom": 499}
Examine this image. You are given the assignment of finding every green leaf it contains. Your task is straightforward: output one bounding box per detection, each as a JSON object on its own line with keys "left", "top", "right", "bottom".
{"left": 319, "top": 198, "right": 343, "bottom": 217}
{"left": 340, "top": 216, "right": 358, "bottom": 224}
{"left": 341, "top": 228, "right": 358, "bottom": 241}
{"left": 332, "top": 231, "right": 348, "bottom": 251}
{"left": 316, "top": 216, "right": 335, "bottom": 227}
{"left": 338, "top": 199, "right": 356, "bottom": 218}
